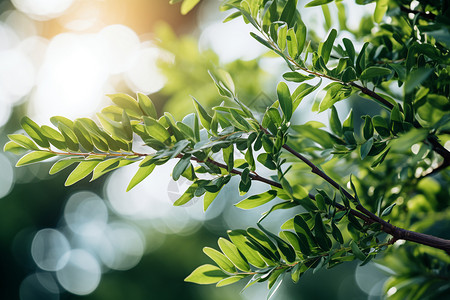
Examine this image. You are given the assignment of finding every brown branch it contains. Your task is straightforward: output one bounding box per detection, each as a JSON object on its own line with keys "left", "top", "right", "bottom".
{"left": 280, "top": 143, "right": 450, "bottom": 253}
{"left": 400, "top": 6, "right": 436, "bottom": 21}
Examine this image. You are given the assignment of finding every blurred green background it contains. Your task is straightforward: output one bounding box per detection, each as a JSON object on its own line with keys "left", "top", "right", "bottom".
{"left": 0, "top": 0, "right": 387, "bottom": 299}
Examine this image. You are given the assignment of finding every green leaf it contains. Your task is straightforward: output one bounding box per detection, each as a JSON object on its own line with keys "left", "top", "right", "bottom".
{"left": 127, "top": 156, "right": 156, "bottom": 191}
{"left": 294, "top": 215, "right": 316, "bottom": 247}
{"left": 137, "top": 93, "right": 157, "bottom": 118}
{"left": 246, "top": 228, "right": 280, "bottom": 260}
{"left": 291, "top": 263, "right": 307, "bottom": 283}
{"left": 287, "top": 28, "right": 298, "bottom": 58}
{"left": 121, "top": 110, "right": 133, "bottom": 141}
{"left": 49, "top": 158, "right": 81, "bottom": 175}
{"left": 329, "top": 106, "right": 342, "bottom": 136}
{"left": 216, "top": 275, "right": 247, "bottom": 287}
{"left": 235, "top": 190, "right": 277, "bottom": 209}
{"left": 350, "top": 240, "right": 366, "bottom": 261}
{"left": 173, "top": 181, "right": 199, "bottom": 206}
{"left": 282, "top": 72, "right": 313, "bottom": 83}
{"left": 107, "top": 93, "right": 142, "bottom": 118}
{"left": 73, "top": 121, "right": 94, "bottom": 152}
{"left": 360, "top": 137, "right": 374, "bottom": 160}
{"left": 184, "top": 264, "right": 228, "bottom": 285}
{"left": 16, "top": 151, "right": 55, "bottom": 166}
{"left": 203, "top": 247, "right": 236, "bottom": 274}
{"left": 374, "top": 0, "right": 388, "bottom": 23}
{"left": 250, "top": 32, "right": 275, "bottom": 51}
{"left": 7, "top": 134, "right": 40, "bottom": 150}
{"left": 305, "top": 0, "right": 333, "bottom": 7}
{"left": 360, "top": 66, "right": 392, "bottom": 80}
{"left": 404, "top": 68, "right": 433, "bottom": 94}
{"left": 143, "top": 116, "right": 170, "bottom": 143}
{"left": 228, "top": 230, "right": 266, "bottom": 268}
{"left": 331, "top": 222, "right": 344, "bottom": 244}
{"left": 218, "top": 237, "right": 250, "bottom": 272}
{"left": 381, "top": 203, "right": 396, "bottom": 216}
{"left": 389, "top": 128, "right": 428, "bottom": 153}
{"left": 21, "top": 117, "right": 49, "bottom": 148}
{"left": 92, "top": 158, "right": 134, "bottom": 181}
{"left": 65, "top": 160, "right": 100, "bottom": 186}
{"left": 58, "top": 122, "right": 79, "bottom": 152}
{"left": 222, "top": 145, "right": 234, "bottom": 172}
{"left": 343, "top": 38, "right": 355, "bottom": 64}
{"left": 318, "top": 29, "right": 337, "bottom": 64}
{"left": 372, "top": 116, "right": 390, "bottom": 137}
{"left": 229, "top": 109, "right": 251, "bottom": 131}
{"left": 40, "top": 125, "right": 66, "bottom": 150}
{"left": 204, "top": 190, "right": 220, "bottom": 211}
{"left": 318, "top": 83, "right": 350, "bottom": 113}
{"left": 371, "top": 147, "right": 390, "bottom": 168}
{"left": 277, "top": 82, "right": 293, "bottom": 121}
{"left": 193, "top": 97, "right": 212, "bottom": 131}
{"left": 314, "top": 213, "right": 332, "bottom": 250}
{"left": 97, "top": 113, "right": 130, "bottom": 142}
{"left": 3, "top": 141, "right": 28, "bottom": 155}
{"left": 341, "top": 66, "right": 357, "bottom": 82}
{"left": 173, "top": 154, "right": 191, "bottom": 181}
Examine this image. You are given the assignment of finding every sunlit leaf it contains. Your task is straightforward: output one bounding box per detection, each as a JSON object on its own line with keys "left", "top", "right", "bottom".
{"left": 16, "top": 151, "right": 55, "bottom": 166}
{"left": 65, "top": 160, "right": 100, "bottom": 186}
{"left": 184, "top": 264, "right": 228, "bottom": 284}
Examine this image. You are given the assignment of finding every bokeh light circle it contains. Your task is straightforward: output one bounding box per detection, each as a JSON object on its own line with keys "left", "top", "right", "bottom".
{"left": 56, "top": 249, "right": 101, "bottom": 295}
{"left": 19, "top": 273, "right": 59, "bottom": 300}
{"left": 64, "top": 191, "right": 108, "bottom": 236}
{"left": 98, "top": 222, "right": 145, "bottom": 271}
{"left": 98, "top": 24, "right": 140, "bottom": 74}
{"left": 0, "top": 153, "right": 14, "bottom": 199}
{"left": 0, "top": 49, "right": 35, "bottom": 104}
{"left": 31, "top": 229, "right": 71, "bottom": 271}
{"left": 11, "top": 0, "right": 75, "bottom": 21}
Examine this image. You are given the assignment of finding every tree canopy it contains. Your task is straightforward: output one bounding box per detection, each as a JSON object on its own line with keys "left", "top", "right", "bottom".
{"left": 4, "top": 0, "right": 450, "bottom": 299}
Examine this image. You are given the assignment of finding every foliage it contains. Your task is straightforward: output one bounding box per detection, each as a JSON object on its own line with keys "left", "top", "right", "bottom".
{"left": 4, "top": 0, "right": 450, "bottom": 298}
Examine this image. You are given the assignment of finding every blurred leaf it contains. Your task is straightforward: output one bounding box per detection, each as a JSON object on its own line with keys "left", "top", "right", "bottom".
{"left": 374, "top": 0, "right": 388, "bottom": 23}
{"left": 305, "top": 0, "right": 333, "bottom": 7}
{"left": 404, "top": 68, "right": 433, "bottom": 94}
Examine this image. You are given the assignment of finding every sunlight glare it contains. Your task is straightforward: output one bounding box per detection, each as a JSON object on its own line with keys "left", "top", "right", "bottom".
{"left": 30, "top": 32, "right": 108, "bottom": 123}
{"left": 12, "top": 0, "right": 75, "bottom": 21}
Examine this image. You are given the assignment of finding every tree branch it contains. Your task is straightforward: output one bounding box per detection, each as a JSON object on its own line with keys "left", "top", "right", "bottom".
{"left": 280, "top": 143, "right": 450, "bottom": 253}
{"left": 400, "top": 6, "right": 436, "bottom": 21}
